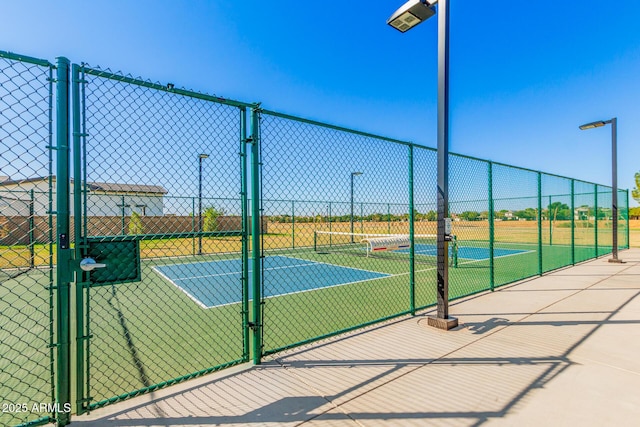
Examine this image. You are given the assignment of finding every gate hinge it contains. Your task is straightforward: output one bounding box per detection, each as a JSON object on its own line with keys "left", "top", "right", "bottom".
{"left": 76, "top": 334, "right": 94, "bottom": 341}
{"left": 247, "top": 322, "right": 260, "bottom": 331}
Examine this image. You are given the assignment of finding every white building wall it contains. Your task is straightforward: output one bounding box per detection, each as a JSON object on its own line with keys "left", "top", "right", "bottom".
{"left": 0, "top": 181, "right": 164, "bottom": 216}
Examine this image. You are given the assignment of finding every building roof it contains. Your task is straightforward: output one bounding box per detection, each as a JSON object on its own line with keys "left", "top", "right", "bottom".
{"left": 0, "top": 176, "right": 167, "bottom": 194}
{"left": 87, "top": 181, "right": 167, "bottom": 194}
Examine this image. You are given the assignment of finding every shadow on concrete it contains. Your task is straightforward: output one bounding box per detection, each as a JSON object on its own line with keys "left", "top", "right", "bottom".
{"left": 71, "top": 259, "right": 640, "bottom": 427}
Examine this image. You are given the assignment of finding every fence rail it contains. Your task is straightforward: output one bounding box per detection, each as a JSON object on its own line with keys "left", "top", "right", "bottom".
{"left": 0, "top": 49, "right": 631, "bottom": 426}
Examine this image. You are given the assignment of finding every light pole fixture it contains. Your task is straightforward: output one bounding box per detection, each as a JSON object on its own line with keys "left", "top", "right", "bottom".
{"left": 351, "top": 172, "right": 363, "bottom": 242}
{"left": 579, "top": 118, "right": 622, "bottom": 263}
{"left": 387, "top": 0, "right": 436, "bottom": 32}
{"left": 198, "top": 153, "right": 209, "bottom": 255}
{"left": 388, "top": 0, "right": 458, "bottom": 330}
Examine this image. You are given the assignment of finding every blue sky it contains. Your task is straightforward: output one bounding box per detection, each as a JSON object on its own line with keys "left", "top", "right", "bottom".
{"left": 2, "top": 0, "right": 639, "bottom": 206}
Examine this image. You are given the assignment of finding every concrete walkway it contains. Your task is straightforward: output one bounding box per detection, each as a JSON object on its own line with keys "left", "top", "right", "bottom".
{"left": 73, "top": 249, "right": 640, "bottom": 427}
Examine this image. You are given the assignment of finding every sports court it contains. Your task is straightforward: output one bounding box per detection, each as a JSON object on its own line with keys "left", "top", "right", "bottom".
{"left": 154, "top": 255, "right": 390, "bottom": 308}
{"left": 398, "top": 242, "right": 529, "bottom": 260}
{"left": 153, "top": 235, "right": 531, "bottom": 310}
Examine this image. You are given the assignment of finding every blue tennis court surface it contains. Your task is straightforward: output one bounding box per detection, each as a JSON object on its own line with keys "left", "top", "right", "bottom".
{"left": 398, "top": 244, "right": 528, "bottom": 260}
{"left": 154, "top": 256, "right": 389, "bottom": 309}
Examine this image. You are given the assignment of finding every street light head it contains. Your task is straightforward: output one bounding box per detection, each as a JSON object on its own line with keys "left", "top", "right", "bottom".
{"left": 199, "top": 153, "right": 210, "bottom": 159}
{"left": 387, "top": 0, "right": 436, "bottom": 33}
{"left": 579, "top": 120, "right": 608, "bottom": 130}
{"left": 352, "top": 171, "right": 363, "bottom": 176}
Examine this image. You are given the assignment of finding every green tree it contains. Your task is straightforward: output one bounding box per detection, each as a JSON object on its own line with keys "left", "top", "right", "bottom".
{"left": 203, "top": 206, "right": 224, "bottom": 232}
{"left": 633, "top": 172, "right": 640, "bottom": 204}
{"left": 128, "top": 211, "right": 144, "bottom": 234}
{"left": 514, "top": 208, "right": 537, "bottom": 220}
{"left": 426, "top": 210, "right": 437, "bottom": 221}
{"left": 548, "top": 201, "right": 571, "bottom": 221}
{"left": 459, "top": 211, "right": 480, "bottom": 221}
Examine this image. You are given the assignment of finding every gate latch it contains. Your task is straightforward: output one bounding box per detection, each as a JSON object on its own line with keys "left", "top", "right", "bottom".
{"left": 79, "top": 258, "right": 107, "bottom": 272}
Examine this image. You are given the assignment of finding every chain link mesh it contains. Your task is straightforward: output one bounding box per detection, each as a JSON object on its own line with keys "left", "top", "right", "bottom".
{"left": 258, "top": 112, "right": 412, "bottom": 354}
{"left": 574, "top": 180, "right": 597, "bottom": 262}
{"left": 596, "top": 184, "right": 613, "bottom": 256}
{"left": 492, "top": 164, "right": 540, "bottom": 285}
{"left": 541, "top": 174, "right": 573, "bottom": 272}
{"left": 77, "top": 66, "right": 250, "bottom": 409}
{"left": 448, "top": 154, "right": 491, "bottom": 297}
{"left": 619, "top": 188, "right": 629, "bottom": 249}
{"left": 0, "top": 53, "right": 55, "bottom": 427}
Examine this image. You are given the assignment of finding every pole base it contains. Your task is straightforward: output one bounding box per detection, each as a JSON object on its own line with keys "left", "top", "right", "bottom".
{"left": 608, "top": 258, "right": 624, "bottom": 264}
{"left": 427, "top": 316, "right": 458, "bottom": 331}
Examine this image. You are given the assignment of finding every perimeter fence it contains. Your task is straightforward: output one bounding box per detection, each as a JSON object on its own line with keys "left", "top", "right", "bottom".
{"left": 0, "top": 49, "right": 631, "bottom": 426}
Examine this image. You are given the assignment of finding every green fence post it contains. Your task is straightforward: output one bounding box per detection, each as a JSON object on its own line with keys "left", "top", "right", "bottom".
{"left": 72, "top": 63, "right": 87, "bottom": 415}
{"left": 192, "top": 197, "right": 196, "bottom": 256}
{"left": 408, "top": 145, "right": 415, "bottom": 315}
{"left": 571, "top": 180, "right": 575, "bottom": 265}
{"left": 250, "top": 107, "right": 262, "bottom": 365}
{"left": 594, "top": 184, "right": 598, "bottom": 258}
{"left": 549, "top": 195, "right": 552, "bottom": 246}
{"left": 121, "top": 195, "right": 126, "bottom": 235}
{"left": 328, "top": 202, "right": 332, "bottom": 245}
{"left": 488, "top": 162, "right": 494, "bottom": 291}
{"left": 29, "top": 189, "right": 35, "bottom": 268}
{"left": 240, "top": 107, "right": 250, "bottom": 362}
{"left": 55, "top": 56, "right": 72, "bottom": 427}
{"left": 626, "top": 189, "right": 630, "bottom": 249}
{"left": 291, "top": 200, "right": 295, "bottom": 249}
{"left": 537, "top": 172, "right": 542, "bottom": 275}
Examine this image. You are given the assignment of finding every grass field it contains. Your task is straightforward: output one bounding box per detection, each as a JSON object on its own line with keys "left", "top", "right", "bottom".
{"left": 0, "top": 218, "right": 628, "bottom": 426}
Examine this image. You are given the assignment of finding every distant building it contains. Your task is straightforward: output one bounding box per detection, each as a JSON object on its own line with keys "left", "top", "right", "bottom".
{"left": 0, "top": 176, "right": 167, "bottom": 216}
{"left": 574, "top": 207, "right": 589, "bottom": 220}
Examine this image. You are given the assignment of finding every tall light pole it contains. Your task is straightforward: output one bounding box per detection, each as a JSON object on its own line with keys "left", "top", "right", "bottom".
{"left": 388, "top": 0, "right": 458, "bottom": 329}
{"left": 198, "top": 153, "right": 209, "bottom": 255}
{"left": 350, "top": 171, "right": 363, "bottom": 242}
{"left": 579, "top": 118, "right": 622, "bottom": 263}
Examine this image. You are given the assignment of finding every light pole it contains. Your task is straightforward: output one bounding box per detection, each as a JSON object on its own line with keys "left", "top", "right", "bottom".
{"left": 388, "top": 0, "right": 458, "bottom": 329}
{"left": 198, "top": 153, "right": 209, "bottom": 255}
{"left": 350, "top": 172, "right": 363, "bottom": 242}
{"left": 579, "top": 118, "right": 622, "bottom": 263}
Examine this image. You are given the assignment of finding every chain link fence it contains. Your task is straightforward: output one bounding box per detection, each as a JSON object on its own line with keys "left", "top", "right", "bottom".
{"left": 0, "top": 49, "right": 631, "bottom": 426}
{"left": 258, "top": 110, "right": 414, "bottom": 356}
{"left": 0, "top": 51, "right": 56, "bottom": 427}
{"left": 74, "top": 65, "right": 253, "bottom": 412}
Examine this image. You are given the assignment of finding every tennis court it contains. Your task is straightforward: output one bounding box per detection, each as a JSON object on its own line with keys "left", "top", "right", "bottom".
{"left": 314, "top": 231, "right": 531, "bottom": 267}
{"left": 154, "top": 255, "right": 390, "bottom": 308}
{"left": 399, "top": 243, "right": 530, "bottom": 261}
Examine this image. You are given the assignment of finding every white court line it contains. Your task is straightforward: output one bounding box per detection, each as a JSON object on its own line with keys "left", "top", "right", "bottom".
{"left": 152, "top": 266, "right": 209, "bottom": 309}
{"left": 154, "top": 249, "right": 535, "bottom": 310}
{"left": 165, "top": 261, "right": 320, "bottom": 282}
{"left": 153, "top": 256, "right": 393, "bottom": 310}
{"left": 281, "top": 254, "right": 395, "bottom": 276}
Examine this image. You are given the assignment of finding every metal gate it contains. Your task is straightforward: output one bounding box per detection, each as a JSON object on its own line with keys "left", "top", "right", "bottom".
{"left": 72, "top": 65, "right": 253, "bottom": 413}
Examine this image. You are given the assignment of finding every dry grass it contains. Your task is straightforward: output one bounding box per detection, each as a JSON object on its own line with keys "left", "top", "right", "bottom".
{"left": 2, "top": 219, "right": 638, "bottom": 269}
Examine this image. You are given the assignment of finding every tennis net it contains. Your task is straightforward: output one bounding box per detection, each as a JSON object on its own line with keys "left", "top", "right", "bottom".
{"left": 313, "top": 231, "right": 458, "bottom": 266}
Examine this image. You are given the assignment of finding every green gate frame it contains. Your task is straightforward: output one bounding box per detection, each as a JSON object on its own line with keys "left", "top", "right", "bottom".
{"left": 71, "top": 64, "right": 256, "bottom": 415}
